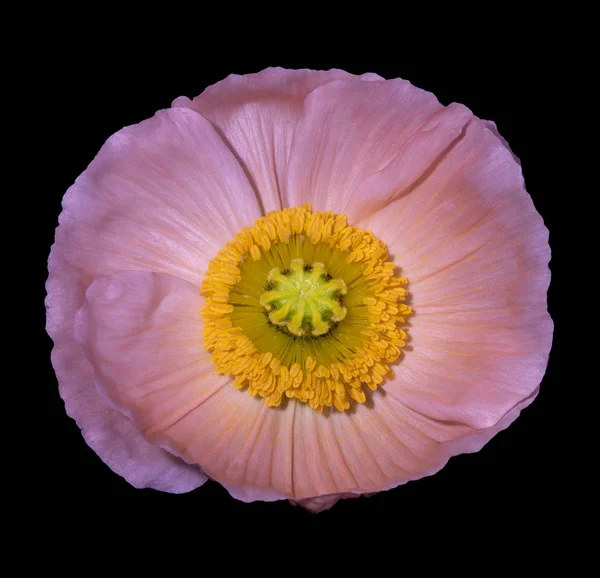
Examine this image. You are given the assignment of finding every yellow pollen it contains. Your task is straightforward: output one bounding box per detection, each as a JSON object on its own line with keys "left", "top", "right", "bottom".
{"left": 200, "top": 204, "right": 411, "bottom": 413}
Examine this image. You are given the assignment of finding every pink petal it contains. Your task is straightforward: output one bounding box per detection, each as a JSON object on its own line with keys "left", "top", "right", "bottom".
{"left": 282, "top": 78, "right": 473, "bottom": 223}
{"left": 54, "top": 107, "right": 261, "bottom": 288}
{"left": 291, "top": 494, "right": 342, "bottom": 513}
{"left": 75, "top": 270, "right": 294, "bottom": 502}
{"left": 48, "top": 107, "right": 260, "bottom": 491}
{"left": 292, "top": 491, "right": 375, "bottom": 513}
{"left": 365, "top": 119, "right": 552, "bottom": 429}
{"left": 173, "top": 67, "right": 382, "bottom": 213}
{"left": 162, "top": 391, "right": 294, "bottom": 502}
{"left": 291, "top": 385, "right": 538, "bottom": 500}
{"left": 47, "top": 253, "right": 206, "bottom": 492}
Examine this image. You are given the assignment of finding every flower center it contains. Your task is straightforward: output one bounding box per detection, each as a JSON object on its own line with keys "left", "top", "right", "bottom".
{"left": 260, "top": 259, "right": 347, "bottom": 337}
{"left": 201, "top": 204, "right": 411, "bottom": 413}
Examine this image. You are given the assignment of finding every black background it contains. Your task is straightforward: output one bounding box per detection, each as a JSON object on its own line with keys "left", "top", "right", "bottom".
{"left": 36, "top": 33, "right": 563, "bottom": 539}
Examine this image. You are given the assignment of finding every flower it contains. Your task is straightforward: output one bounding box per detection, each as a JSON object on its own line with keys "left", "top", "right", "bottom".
{"left": 46, "top": 67, "right": 552, "bottom": 513}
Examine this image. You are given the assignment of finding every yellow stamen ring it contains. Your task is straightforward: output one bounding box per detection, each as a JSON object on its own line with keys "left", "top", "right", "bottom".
{"left": 200, "top": 204, "right": 411, "bottom": 413}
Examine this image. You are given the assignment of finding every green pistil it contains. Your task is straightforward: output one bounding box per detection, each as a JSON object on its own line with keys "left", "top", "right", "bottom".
{"left": 259, "top": 258, "right": 347, "bottom": 337}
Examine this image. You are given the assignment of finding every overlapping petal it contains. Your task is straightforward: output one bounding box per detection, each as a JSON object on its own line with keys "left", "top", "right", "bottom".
{"left": 363, "top": 118, "right": 552, "bottom": 429}
{"left": 290, "top": 384, "right": 540, "bottom": 508}
{"left": 283, "top": 79, "right": 473, "bottom": 223}
{"left": 75, "top": 271, "right": 293, "bottom": 502}
{"left": 47, "top": 107, "right": 262, "bottom": 490}
{"left": 173, "top": 67, "right": 382, "bottom": 213}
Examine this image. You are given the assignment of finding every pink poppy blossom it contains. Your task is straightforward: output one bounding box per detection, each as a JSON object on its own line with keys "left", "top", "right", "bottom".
{"left": 46, "top": 67, "right": 552, "bottom": 513}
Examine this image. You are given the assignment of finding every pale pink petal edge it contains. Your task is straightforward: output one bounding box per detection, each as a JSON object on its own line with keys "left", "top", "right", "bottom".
{"left": 291, "top": 388, "right": 539, "bottom": 513}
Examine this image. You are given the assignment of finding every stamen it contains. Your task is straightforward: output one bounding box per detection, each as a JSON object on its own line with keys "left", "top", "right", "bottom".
{"left": 200, "top": 204, "right": 411, "bottom": 413}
